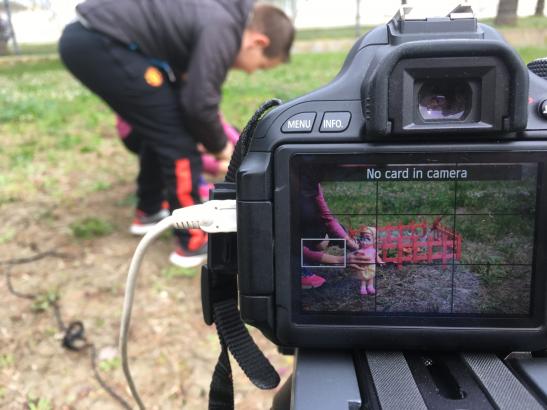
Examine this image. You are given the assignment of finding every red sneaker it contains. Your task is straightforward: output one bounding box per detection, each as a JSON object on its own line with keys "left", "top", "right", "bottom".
{"left": 301, "top": 274, "right": 326, "bottom": 289}
{"left": 169, "top": 242, "right": 208, "bottom": 268}
{"left": 129, "top": 208, "right": 170, "bottom": 236}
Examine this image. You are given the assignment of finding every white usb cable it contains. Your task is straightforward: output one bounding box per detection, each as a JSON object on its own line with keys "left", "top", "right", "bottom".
{"left": 119, "top": 200, "right": 237, "bottom": 410}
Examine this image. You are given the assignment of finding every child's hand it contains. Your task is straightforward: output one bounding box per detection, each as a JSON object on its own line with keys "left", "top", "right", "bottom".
{"left": 218, "top": 160, "right": 230, "bottom": 174}
{"left": 214, "top": 141, "right": 234, "bottom": 161}
{"left": 346, "top": 250, "right": 374, "bottom": 266}
{"left": 346, "top": 237, "right": 360, "bottom": 251}
{"left": 197, "top": 143, "right": 207, "bottom": 154}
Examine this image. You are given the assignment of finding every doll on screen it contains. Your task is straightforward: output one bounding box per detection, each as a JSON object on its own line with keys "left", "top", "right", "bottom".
{"left": 350, "top": 226, "right": 384, "bottom": 296}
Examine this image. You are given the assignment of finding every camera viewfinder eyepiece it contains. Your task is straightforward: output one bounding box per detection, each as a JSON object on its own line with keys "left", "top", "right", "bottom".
{"left": 361, "top": 5, "right": 529, "bottom": 138}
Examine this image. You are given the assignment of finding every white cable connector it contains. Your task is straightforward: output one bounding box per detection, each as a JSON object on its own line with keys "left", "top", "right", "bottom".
{"left": 171, "top": 200, "right": 237, "bottom": 233}
{"left": 120, "top": 200, "right": 237, "bottom": 410}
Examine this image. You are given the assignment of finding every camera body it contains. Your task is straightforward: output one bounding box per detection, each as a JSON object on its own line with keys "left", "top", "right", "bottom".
{"left": 232, "top": 8, "right": 547, "bottom": 352}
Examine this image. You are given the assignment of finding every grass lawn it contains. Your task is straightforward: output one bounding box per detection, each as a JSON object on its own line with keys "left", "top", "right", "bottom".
{"left": 0, "top": 43, "right": 545, "bottom": 409}
{"left": 297, "top": 16, "right": 547, "bottom": 40}
{"left": 5, "top": 42, "right": 59, "bottom": 56}
{"left": 1, "top": 46, "right": 546, "bottom": 206}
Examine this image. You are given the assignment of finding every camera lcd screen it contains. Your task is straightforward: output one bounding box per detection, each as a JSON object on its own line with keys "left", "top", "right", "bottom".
{"left": 291, "top": 153, "right": 543, "bottom": 324}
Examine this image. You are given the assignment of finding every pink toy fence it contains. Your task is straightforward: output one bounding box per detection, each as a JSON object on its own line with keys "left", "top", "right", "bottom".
{"left": 375, "top": 220, "right": 462, "bottom": 269}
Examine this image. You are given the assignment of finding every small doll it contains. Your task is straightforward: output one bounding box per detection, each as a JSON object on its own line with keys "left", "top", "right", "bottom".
{"left": 350, "top": 226, "right": 384, "bottom": 296}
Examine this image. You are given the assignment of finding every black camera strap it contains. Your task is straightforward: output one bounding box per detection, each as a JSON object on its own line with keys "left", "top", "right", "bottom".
{"left": 208, "top": 100, "right": 282, "bottom": 410}
{"left": 210, "top": 299, "right": 280, "bottom": 409}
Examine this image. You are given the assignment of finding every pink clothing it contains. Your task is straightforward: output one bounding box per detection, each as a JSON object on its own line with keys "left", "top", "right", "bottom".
{"left": 302, "top": 184, "right": 350, "bottom": 264}
{"left": 356, "top": 245, "right": 377, "bottom": 279}
{"left": 201, "top": 113, "right": 239, "bottom": 175}
{"left": 201, "top": 155, "right": 221, "bottom": 176}
{"left": 116, "top": 115, "right": 132, "bottom": 139}
{"left": 316, "top": 185, "right": 348, "bottom": 239}
{"left": 115, "top": 114, "right": 240, "bottom": 176}
{"left": 362, "top": 245, "right": 376, "bottom": 259}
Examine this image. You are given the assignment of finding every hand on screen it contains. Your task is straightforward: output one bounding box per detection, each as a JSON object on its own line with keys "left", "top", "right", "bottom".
{"left": 346, "top": 237, "right": 360, "bottom": 251}
{"left": 346, "top": 250, "right": 374, "bottom": 266}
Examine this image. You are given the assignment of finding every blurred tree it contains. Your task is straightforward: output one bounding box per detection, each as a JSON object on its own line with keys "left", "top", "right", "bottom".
{"left": 535, "top": 0, "right": 545, "bottom": 16}
{"left": 0, "top": 16, "right": 9, "bottom": 55}
{"left": 0, "top": 0, "right": 19, "bottom": 55}
{"left": 262, "top": 0, "right": 296, "bottom": 20}
{"left": 0, "top": 0, "right": 26, "bottom": 12}
{"left": 355, "top": 0, "right": 361, "bottom": 37}
{"left": 290, "top": 0, "right": 297, "bottom": 21}
{"left": 495, "top": 0, "right": 519, "bottom": 25}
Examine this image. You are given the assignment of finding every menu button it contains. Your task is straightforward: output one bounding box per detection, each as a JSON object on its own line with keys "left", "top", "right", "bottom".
{"left": 281, "top": 112, "right": 316, "bottom": 133}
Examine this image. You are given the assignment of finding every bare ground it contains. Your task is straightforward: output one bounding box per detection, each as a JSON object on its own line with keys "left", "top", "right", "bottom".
{"left": 0, "top": 185, "right": 292, "bottom": 409}
{"left": 302, "top": 263, "right": 531, "bottom": 315}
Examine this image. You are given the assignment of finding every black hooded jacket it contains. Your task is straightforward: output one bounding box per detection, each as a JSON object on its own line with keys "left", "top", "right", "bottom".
{"left": 76, "top": 0, "right": 255, "bottom": 152}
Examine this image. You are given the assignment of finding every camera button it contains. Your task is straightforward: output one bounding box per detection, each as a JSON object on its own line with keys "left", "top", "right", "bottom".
{"left": 539, "top": 100, "right": 547, "bottom": 119}
{"left": 320, "top": 112, "right": 352, "bottom": 132}
{"left": 281, "top": 112, "right": 316, "bottom": 133}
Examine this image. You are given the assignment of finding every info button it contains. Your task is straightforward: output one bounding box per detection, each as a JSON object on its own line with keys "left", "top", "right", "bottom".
{"left": 320, "top": 112, "right": 351, "bottom": 132}
{"left": 281, "top": 112, "right": 316, "bottom": 133}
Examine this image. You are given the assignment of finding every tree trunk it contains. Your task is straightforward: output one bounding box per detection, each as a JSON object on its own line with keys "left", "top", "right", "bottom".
{"left": 535, "top": 0, "right": 545, "bottom": 16}
{"left": 290, "top": 0, "right": 297, "bottom": 22}
{"left": 3, "top": 0, "right": 19, "bottom": 54}
{"left": 355, "top": 0, "right": 361, "bottom": 37}
{"left": 0, "top": 40, "right": 7, "bottom": 56}
{"left": 495, "top": 0, "right": 519, "bottom": 26}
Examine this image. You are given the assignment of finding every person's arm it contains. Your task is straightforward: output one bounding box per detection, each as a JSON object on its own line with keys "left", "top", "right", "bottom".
{"left": 179, "top": 22, "right": 241, "bottom": 155}
{"left": 376, "top": 252, "right": 385, "bottom": 264}
{"left": 304, "top": 246, "right": 345, "bottom": 265}
{"left": 303, "top": 246, "right": 327, "bottom": 265}
{"left": 319, "top": 253, "right": 344, "bottom": 265}
{"left": 304, "top": 247, "right": 374, "bottom": 266}
{"left": 220, "top": 114, "right": 240, "bottom": 145}
{"left": 316, "top": 185, "right": 360, "bottom": 250}
{"left": 201, "top": 154, "right": 221, "bottom": 176}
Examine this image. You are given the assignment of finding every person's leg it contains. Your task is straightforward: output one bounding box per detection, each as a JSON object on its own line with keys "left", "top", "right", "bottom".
{"left": 115, "top": 118, "right": 168, "bottom": 233}
{"left": 136, "top": 141, "right": 164, "bottom": 214}
{"left": 120, "top": 129, "right": 142, "bottom": 155}
{"left": 360, "top": 280, "right": 368, "bottom": 295}
{"left": 366, "top": 277, "right": 376, "bottom": 295}
{"left": 60, "top": 22, "right": 207, "bottom": 264}
{"left": 149, "top": 136, "right": 207, "bottom": 253}
{"left": 128, "top": 140, "right": 169, "bottom": 235}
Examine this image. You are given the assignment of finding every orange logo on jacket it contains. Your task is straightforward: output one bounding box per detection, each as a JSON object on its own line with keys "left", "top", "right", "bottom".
{"left": 144, "top": 67, "right": 163, "bottom": 87}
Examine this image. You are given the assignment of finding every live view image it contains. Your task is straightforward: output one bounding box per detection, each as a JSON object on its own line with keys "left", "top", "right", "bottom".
{"left": 299, "top": 163, "right": 537, "bottom": 316}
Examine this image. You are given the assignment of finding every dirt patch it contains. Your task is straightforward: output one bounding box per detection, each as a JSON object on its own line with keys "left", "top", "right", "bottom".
{"left": 302, "top": 262, "right": 530, "bottom": 316}
{"left": 0, "top": 185, "right": 291, "bottom": 409}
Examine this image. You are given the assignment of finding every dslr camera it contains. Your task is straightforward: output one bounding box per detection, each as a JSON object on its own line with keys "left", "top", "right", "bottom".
{"left": 214, "top": 6, "right": 547, "bottom": 351}
{"left": 202, "top": 5, "right": 547, "bottom": 408}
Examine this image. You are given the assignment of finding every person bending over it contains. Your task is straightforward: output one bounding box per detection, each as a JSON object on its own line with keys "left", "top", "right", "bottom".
{"left": 59, "top": 0, "right": 295, "bottom": 267}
